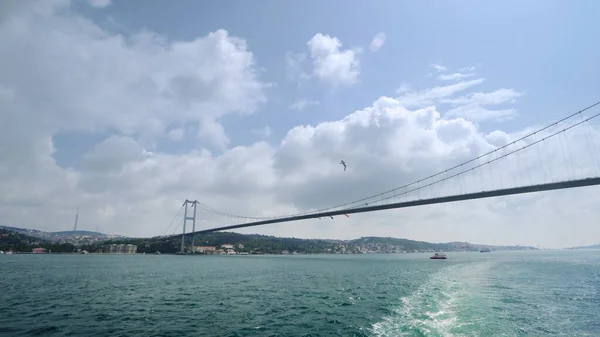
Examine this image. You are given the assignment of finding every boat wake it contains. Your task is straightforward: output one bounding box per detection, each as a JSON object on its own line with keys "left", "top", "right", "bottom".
{"left": 371, "top": 261, "right": 495, "bottom": 337}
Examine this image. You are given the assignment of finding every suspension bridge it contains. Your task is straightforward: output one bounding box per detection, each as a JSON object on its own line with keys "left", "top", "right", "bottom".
{"left": 162, "top": 101, "right": 600, "bottom": 254}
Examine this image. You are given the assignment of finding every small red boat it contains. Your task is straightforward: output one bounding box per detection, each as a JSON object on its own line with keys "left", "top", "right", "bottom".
{"left": 430, "top": 253, "right": 447, "bottom": 260}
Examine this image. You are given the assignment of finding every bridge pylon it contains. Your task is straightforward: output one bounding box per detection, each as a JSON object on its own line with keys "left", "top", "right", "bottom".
{"left": 180, "top": 199, "right": 199, "bottom": 254}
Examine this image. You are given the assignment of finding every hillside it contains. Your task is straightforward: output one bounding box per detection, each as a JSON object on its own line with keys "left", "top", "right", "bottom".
{"left": 0, "top": 226, "right": 125, "bottom": 245}
{"left": 1, "top": 226, "right": 538, "bottom": 254}
{"left": 107, "top": 232, "right": 537, "bottom": 254}
{"left": 0, "top": 229, "right": 77, "bottom": 253}
{"left": 346, "top": 237, "right": 536, "bottom": 253}
{"left": 52, "top": 230, "right": 105, "bottom": 236}
{"left": 569, "top": 244, "right": 600, "bottom": 250}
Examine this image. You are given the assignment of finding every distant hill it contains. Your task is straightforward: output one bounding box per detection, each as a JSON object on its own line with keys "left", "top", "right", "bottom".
{"left": 345, "top": 236, "right": 537, "bottom": 252}
{"left": 105, "top": 232, "right": 538, "bottom": 255}
{"left": 0, "top": 226, "right": 45, "bottom": 234}
{"left": 0, "top": 226, "right": 125, "bottom": 245}
{"left": 568, "top": 244, "right": 600, "bottom": 250}
{"left": 0, "top": 228, "right": 76, "bottom": 253}
{"left": 1, "top": 226, "right": 538, "bottom": 254}
{"left": 51, "top": 230, "right": 106, "bottom": 236}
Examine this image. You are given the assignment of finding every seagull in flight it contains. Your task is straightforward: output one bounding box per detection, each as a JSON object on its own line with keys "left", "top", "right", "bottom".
{"left": 340, "top": 160, "right": 347, "bottom": 171}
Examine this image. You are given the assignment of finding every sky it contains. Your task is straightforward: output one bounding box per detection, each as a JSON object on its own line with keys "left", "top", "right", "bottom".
{"left": 1, "top": 0, "right": 600, "bottom": 248}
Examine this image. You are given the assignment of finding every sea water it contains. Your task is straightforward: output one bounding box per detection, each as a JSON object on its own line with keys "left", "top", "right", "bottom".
{"left": 1, "top": 250, "right": 598, "bottom": 336}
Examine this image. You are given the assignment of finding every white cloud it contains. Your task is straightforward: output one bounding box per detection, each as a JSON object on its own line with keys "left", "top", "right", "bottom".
{"left": 443, "top": 88, "right": 523, "bottom": 122}
{"left": 0, "top": 0, "right": 267, "bottom": 152}
{"left": 369, "top": 32, "right": 386, "bottom": 52}
{"left": 284, "top": 51, "right": 309, "bottom": 82}
{"left": 434, "top": 64, "right": 481, "bottom": 82}
{"left": 87, "top": 0, "right": 111, "bottom": 8}
{"left": 459, "top": 66, "right": 477, "bottom": 73}
{"left": 0, "top": 0, "right": 267, "bottom": 225}
{"left": 396, "top": 78, "right": 485, "bottom": 108}
{"left": 395, "top": 82, "right": 411, "bottom": 94}
{"left": 2, "top": 1, "right": 600, "bottom": 250}
{"left": 396, "top": 75, "right": 521, "bottom": 123}
{"left": 198, "top": 119, "right": 230, "bottom": 150}
{"left": 438, "top": 72, "right": 475, "bottom": 81}
{"left": 168, "top": 128, "right": 184, "bottom": 141}
{"left": 83, "top": 135, "right": 147, "bottom": 173}
{"left": 286, "top": 33, "right": 361, "bottom": 87}
{"left": 446, "top": 105, "right": 518, "bottom": 122}
{"left": 444, "top": 88, "right": 523, "bottom": 106}
{"left": 290, "top": 99, "right": 320, "bottom": 111}
{"left": 430, "top": 63, "right": 447, "bottom": 72}
{"left": 252, "top": 126, "right": 272, "bottom": 138}
{"left": 308, "top": 33, "right": 361, "bottom": 86}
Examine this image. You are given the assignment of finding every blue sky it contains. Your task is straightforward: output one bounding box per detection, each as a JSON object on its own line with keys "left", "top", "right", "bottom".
{"left": 2, "top": 0, "right": 600, "bottom": 248}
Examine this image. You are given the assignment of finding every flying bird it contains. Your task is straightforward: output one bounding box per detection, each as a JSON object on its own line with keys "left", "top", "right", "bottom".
{"left": 340, "top": 160, "right": 347, "bottom": 171}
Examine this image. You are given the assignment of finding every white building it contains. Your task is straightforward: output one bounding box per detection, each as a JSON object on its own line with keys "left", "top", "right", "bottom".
{"left": 221, "top": 244, "right": 234, "bottom": 250}
{"left": 106, "top": 243, "right": 137, "bottom": 254}
{"left": 193, "top": 246, "right": 216, "bottom": 254}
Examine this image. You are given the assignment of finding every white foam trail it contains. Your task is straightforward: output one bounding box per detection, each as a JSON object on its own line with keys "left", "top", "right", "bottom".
{"left": 371, "top": 262, "right": 494, "bottom": 337}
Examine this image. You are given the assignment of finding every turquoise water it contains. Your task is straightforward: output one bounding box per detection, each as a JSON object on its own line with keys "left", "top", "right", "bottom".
{"left": 0, "top": 250, "right": 598, "bottom": 336}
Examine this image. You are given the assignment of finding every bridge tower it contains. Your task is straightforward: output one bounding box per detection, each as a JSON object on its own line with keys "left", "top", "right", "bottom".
{"left": 180, "top": 199, "right": 199, "bottom": 254}
{"left": 73, "top": 207, "right": 79, "bottom": 232}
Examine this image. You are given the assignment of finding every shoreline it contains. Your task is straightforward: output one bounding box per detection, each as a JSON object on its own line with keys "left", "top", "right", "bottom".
{"left": 1, "top": 249, "right": 565, "bottom": 256}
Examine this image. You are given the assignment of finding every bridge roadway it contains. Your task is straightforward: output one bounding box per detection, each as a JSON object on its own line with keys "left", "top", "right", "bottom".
{"left": 169, "top": 177, "right": 600, "bottom": 238}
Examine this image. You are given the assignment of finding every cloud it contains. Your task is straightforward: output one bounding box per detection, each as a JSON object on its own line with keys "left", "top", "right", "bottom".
{"left": 0, "top": 0, "right": 268, "bottom": 152}
{"left": 168, "top": 128, "right": 184, "bottom": 142}
{"left": 395, "top": 76, "right": 521, "bottom": 122}
{"left": 446, "top": 105, "right": 517, "bottom": 122}
{"left": 83, "top": 136, "right": 147, "bottom": 173}
{"left": 285, "top": 51, "right": 310, "bottom": 82}
{"left": 444, "top": 89, "right": 523, "bottom": 106}
{"left": 2, "top": 1, "right": 600, "bottom": 250}
{"left": 290, "top": 99, "right": 320, "bottom": 111}
{"left": 443, "top": 88, "right": 523, "bottom": 122}
{"left": 459, "top": 66, "right": 477, "bottom": 73}
{"left": 251, "top": 126, "right": 272, "bottom": 138}
{"left": 369, "top": 32, "right": 386, "bottom": 52}
{"left": 286, "top": 33, "right": 361, "bottom": 87}
{"left": 435, "top": 65, "right": 480, "bottom": 81}
{"left": 430, "top": 63, "right": 447, "bottom": 72}
{"left": 0, "top": 0, "right": 267, "bottom": 225}
{"left": 87, "top": 0, "right": 111, "bottom": 8}
{"left": 395, "top": 82, "right": 411, "bottom": 94}
{"left": 396, "top": 79, "right": 485, "bottom": 108}
{"left": 438, "top": 72, "right": 475, "bottom": 81}
{"left": 308, "top": 33, "right": 361, "bottom": 86}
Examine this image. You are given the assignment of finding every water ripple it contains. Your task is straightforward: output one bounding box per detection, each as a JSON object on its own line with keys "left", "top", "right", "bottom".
{"left": 1, "top": 251, "right": 599, "bottom": 336}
